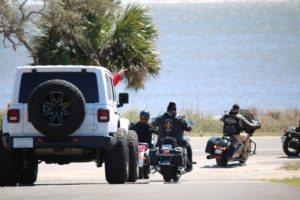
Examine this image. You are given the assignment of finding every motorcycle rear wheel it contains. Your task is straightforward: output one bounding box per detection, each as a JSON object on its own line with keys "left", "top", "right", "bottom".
{"left": 161, "top": 166, "right": 172, "bottom": 182}
{"left": 172, "top": 167, "right": 181, "bottom": 182}
{"left": 283, "top": 137, "right": 300, "bottom": 156}
{"left": 216, "top": 157, "right": 228, "bottom": 167}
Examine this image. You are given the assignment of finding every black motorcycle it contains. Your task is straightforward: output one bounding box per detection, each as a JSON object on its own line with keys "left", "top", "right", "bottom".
{"left": 150, "top": 137, "right": 189, "bottom": 182}
{"left": 281, "top": 127, "right": 300, "bottom": 156}
{"left": 205, "top": 134, "right": 257, "bottom": 167}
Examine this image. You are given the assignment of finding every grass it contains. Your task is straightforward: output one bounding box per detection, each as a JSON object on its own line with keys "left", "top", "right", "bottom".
{"left": 272, "top": 178, "right": 300, "bottom": 188}
{"left": 271, "top": 162, "right": 300, "bottom": 188}
{"left": 280, "top": 162, "right": 300, "bottom": 171}
{"left": 122, "top": 108, "right": 300, "bottom": 137}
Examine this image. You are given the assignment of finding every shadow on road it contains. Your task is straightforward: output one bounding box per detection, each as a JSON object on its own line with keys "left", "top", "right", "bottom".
{"left": 201, "top": 162, "right": 244, "bottom": 169}
{"left": 18, "top": 182, "right": 106, "bottom": 187}
{"left": 277, "top": 156, "right": 300, "bottom": 159}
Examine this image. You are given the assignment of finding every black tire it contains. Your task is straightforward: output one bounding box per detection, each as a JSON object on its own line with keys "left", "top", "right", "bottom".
{"left": 0, "top": 131, "right": 18, "bottom": 186}
{"left": 105, "top": 129, "right": 128, "bottom": 184}
{"left": 172, "top": 167, "right": 181, "bottom": 182}
{"left": 127, "top": 130, "right": 138, "bottom": 182}
{"left": 216, "top": 157, "right": 228, "bottom": 167}
{"left": 18, "top": 160, "right": 38, "bottom": 185}
{"left": 161, "top": 165, "right": 172, "bottom": 182}
{"left": 283, "top": 136, "right": 300, "bottom": 156}
{"left": 28, "top": 79, "right": 85, "bottom": 138}
{"left": 138, "top": 167, "right": 144, "bottom": 179}
{"left": 143, "top": 166, "right": 150, "bottom": 179}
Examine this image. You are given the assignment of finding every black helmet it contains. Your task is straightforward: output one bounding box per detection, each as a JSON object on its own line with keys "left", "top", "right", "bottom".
{"left": 140, "top": 110, "right": 150, "bottom": 120}
{"left": 167, "top": 102, "right": 177, "bottom": 112}
{"left": 229, "top": 104, "right": 240, "bottom": 115}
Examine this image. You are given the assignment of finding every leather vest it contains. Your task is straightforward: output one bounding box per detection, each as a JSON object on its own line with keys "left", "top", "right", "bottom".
{"left": 222, "top": 114, "right": 242, "bottom": 135}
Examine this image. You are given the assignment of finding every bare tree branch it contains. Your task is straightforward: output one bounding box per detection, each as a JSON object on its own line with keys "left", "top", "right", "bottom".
{"left": 0, "top": 0, "right": 48, "bottom": 64}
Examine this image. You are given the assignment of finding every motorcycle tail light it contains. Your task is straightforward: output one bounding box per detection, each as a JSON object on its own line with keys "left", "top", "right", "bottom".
{"left": 214, "top": 145, "right": 227, "bottom": 151}
{"left": 283, "top": 127, "right": 288, "bottom": 134}
{"left": 162, "top": 149, "right": 170, "bottom": 155}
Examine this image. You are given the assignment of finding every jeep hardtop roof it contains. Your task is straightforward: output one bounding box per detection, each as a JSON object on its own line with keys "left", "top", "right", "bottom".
{"left": 17, "top": 65, "right": 112, "bottom": 75}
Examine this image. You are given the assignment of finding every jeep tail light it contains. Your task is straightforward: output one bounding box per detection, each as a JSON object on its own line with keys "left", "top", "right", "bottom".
{"left": 7, "top": 109, "right": 20, "bottom": 123}
{"left": 98, "top": 109, "right": 110, "bottom": 122}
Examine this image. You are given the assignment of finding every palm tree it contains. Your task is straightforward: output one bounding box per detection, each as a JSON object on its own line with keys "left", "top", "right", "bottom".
{"left": 32, "top": 0, "right": 160, "bottom": 89}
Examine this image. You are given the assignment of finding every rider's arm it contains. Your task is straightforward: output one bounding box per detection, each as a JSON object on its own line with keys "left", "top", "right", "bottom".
{"left": 180, "top": 118, "right": 192, "bottom": 132}
{"left": 237, "top": 114, "right": 260, "bottom": 129}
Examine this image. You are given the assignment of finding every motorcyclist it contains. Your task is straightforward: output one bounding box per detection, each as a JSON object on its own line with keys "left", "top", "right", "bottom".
{"left": 221, "top": 104, "right": 261, "bottom": 161}
{"left": 154, "top": 102, "right": 193, "bottom": 172}
{"left": 130, "top": 110, "right": 156, "bottom": 148}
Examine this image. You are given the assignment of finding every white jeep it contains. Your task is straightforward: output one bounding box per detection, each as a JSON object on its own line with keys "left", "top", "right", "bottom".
{"left": 0, "top": 65, "right": 138, "bottom": 186}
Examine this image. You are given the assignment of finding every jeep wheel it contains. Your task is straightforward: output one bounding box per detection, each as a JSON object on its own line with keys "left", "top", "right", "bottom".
{"left": 127, "top": 130, "right": 138, "bottom": 182}
{"left": 28, "top": 79, "right": 85, "bottom": 138}
{"left": 105, "top": 129, "right": 128, "bottom": 184}
{"left": 138, "top": 167, "right": 144, "bottom": 179}
{"left": 0, "top": 131, "right": 18, "bottom": 186}
{"left": 18, "top": 160, "right": 38, "bottom": 185}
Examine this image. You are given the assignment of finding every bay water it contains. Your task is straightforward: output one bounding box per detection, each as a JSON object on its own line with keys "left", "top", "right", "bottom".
{"left": 0, "top": 1, "right": 300, "bottom": 116}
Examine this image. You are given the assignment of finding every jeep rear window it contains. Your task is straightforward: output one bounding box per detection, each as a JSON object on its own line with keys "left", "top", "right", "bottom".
{"left": 19, "top": 72, "right": 99, "bottom": 103}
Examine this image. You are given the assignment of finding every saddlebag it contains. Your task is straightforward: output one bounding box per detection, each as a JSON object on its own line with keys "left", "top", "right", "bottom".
{"left": 149, "top": 149, "right": 160, "bottom": 166}
{"left": 172, "top": 147, "right": 185, "bottom": 166}
{"left": 205, "top": 137, "right": 220, "bottom": 154}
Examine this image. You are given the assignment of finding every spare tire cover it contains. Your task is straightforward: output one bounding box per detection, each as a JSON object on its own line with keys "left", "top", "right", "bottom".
{"left": 28, "top": 79, "right": 86, "bottom": 138}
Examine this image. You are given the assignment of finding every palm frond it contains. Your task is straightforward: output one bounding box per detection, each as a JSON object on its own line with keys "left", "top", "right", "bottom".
{"left": 102, "top": 4, "right": 160, "bottom": 89}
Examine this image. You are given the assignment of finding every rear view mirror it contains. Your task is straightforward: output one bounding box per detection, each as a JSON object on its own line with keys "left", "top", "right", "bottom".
{"left": 118, "top": 93, "right": 129, "bottom": 107}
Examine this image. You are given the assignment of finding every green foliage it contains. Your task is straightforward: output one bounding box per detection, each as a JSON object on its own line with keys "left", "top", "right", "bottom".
{"left": 272, "top": 178, "right": 300, "bottom": 188}
{"left": 281, "top": 162, "right": 300, "bottom": 171}
{"left": 121, "top": 109, "right": 140, "bottom": 123}
{"left": 0, "top": 110, "right": 5, "bottom": 129}
{"left": 272, "top": 163, "right": 300, "bottom": 188}
{"left": 32, "top": 0, "right": 160, "bottom": 89}
{"left": 107, "top": 5, "right": 160, "bottom": 89}
{"left": 258, "top": 108, "right": 300, "bottom": 134}
{"left": 184, "top": 110, "right": 223, "bottom": 136}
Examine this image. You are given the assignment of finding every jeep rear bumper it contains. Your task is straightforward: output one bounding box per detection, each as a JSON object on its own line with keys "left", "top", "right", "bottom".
{"left": 2, "top": 135, "right": 116, "bottom": 151}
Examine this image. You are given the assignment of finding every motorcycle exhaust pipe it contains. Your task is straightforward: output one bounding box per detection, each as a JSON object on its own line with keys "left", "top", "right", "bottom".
{"left": 206, "top": 155, "right": 214, "bottom": 159}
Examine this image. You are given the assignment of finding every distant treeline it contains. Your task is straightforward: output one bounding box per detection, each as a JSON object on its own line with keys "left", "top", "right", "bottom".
{"left": 1, "top": 108, "right": 299, "bottom": 136}
{"left": 123, "top": 108, "right": 300, "bottom": 136}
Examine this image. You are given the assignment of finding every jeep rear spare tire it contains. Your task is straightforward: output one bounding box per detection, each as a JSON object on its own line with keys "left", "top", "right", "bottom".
{"left": 28, "top": 79, "right": 86, "bottom": 138}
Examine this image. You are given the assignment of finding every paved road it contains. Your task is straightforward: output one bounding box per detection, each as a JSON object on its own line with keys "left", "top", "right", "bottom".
{"left": 1, "top": 137, "right": 300, "bottom": 200}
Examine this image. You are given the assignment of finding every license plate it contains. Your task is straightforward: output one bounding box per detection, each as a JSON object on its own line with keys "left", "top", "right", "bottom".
{"left": 215, "top": 148, "right": 223, "bottom": 155}
{"left": 138, "top": 159, "right": 144, "bottom": 167}
{"left": 13, "top": 138, "right": 33, "bottom": 148}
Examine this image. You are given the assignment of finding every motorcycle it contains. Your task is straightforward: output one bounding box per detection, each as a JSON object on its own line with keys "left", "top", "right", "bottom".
{"left": 281, "top": 127, "right": 300, "bottom": 156}
{"left": 205, "top": 135, "right": 257, "bottom": 167}
{"left": 150, "top": 136, "right": 189, "bottom": 182}
{"left": 205, "top": 110, "right": 260, "bottom": 167}
{"left": 137, "top": 143, "right": 150, "bottom": 179}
